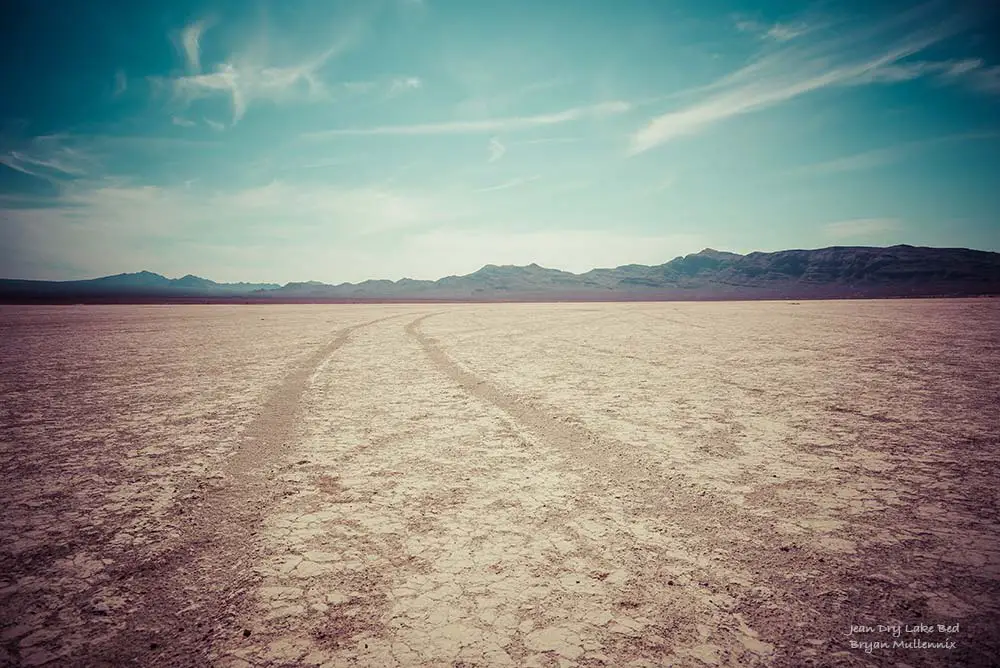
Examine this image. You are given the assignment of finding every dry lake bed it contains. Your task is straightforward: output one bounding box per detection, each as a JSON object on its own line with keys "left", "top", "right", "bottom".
{"left": 1, "top": 300, "right": 998, "bottom": 667}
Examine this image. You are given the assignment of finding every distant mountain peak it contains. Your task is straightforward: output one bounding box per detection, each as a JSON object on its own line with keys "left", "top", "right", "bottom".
{"left": 300, "top": 280, "right": 327, "bottom": 286}
{"left": 131, "top": 270, "right": 168, "bottom": 278}
{"left": 175, "top": 274, "right": 217, "bottom": 286}
{"left": 695, "top": 248, "right": 743, "bottom": 258}
{"left": 474, "top": 263, "right": 524, "bottom": 274}
{"left": 92, "top": 270, "right": 171, "bottom": 286}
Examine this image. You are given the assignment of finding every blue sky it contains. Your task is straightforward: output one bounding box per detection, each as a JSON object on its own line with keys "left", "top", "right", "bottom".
{"left": 1, "top": 0, "right": 998, "bottom": 283}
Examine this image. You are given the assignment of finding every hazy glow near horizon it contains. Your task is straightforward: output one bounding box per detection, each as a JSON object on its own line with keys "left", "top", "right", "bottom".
{"left": 1, "top": 0, "right": 998, "bottom": 284}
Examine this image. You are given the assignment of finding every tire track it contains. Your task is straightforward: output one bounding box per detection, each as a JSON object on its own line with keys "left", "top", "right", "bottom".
{"left": 404, "top": 313, "right": 754, "bottom": 564}
{"left": 406, "top": 312, "right": 772, "bottom": 515}
{"left": 74, "top": 315, "right": 400, "bottom": 667}
{"left": 404, "top": 315, "right": 783, "bottom": 578}
{"left": 406, "top": 313, "right": 701, "bottom": 494}
{"left": 406, "top": 313, "right": 952, "bottom": 666}
{"left": 405, "top": 314, "right": 790, "bottom": 664}
{"left": 227, "top": 315, "right": 402, "bottom": 479}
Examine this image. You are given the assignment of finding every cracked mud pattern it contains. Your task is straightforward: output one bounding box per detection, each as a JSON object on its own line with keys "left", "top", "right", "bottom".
{"left": 1, "top": 300, "right": 998, "bottom": 667}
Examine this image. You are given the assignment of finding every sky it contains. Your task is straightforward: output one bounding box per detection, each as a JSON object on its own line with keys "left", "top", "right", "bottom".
{"left": 1, "top": 0, "right": 998, "bottom": 283}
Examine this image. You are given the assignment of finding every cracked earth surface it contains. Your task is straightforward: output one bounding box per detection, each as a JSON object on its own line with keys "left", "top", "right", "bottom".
{"left": 1, "top": 300, "right": 998, "bottom": 667}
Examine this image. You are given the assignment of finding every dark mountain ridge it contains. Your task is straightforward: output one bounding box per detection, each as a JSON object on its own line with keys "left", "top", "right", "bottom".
{"left": 2, "top": 245, "right": 999, "bottom": 303}
{"left": 0, "top": 271, "right": 280, "bottom": 301}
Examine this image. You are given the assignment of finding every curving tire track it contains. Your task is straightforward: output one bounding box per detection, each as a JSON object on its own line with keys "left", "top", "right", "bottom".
{"left": 74, "top": 315, "right": 399, "bottom": 668}
{"left": 404, "top": 314, "right": 788, "bottom": 662}
{"left": 406, "top": 313, "right": 710, "bottom": 494}
{"left": 403, "top": 315, "right": 763, "bottom": 545}
{"left": 228, "top": 315, "right": 402, "bottom": 479}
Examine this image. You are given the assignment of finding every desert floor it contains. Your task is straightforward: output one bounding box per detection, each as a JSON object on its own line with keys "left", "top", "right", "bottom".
{"left": 1, "top": 300, "right": 998, "bottom": 667}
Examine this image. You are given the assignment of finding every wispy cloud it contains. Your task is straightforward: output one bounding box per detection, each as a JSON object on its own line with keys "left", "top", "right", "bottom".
{"left": 630, "top": 3, "right": 972, "bottom": 155}
{"left": 306, "top": 101, "right": 631, "bottom": 138}
{"left": 765, "top": 23, "right": 811, "bottom": 42}
{"left": 178, "top": 19, "right": 213, "bottom": 73}
{"left": 156, "top": 14, "right": 370, "bottom": 126}
{"left": 1, "top": 132, "right": 220, "bottom": 188}
{"left": 0, "top": 155, "right": 47, "bottom": 180}
{"left": 0, "top": 136, "right": 97, "bottom": 181}
{"left": 164, "top": 60, "right": 319, "bottom": 126}
{"left": 794, "top": 147, "right": 909, "bottom": 175}
{"left": 387, "top": 76, "right": 422, "bottom": 96}
{"left": 172, "top": 116, "right": 196, "bottom": 127}
{"left": 855, "top": 58, "right": 975, "bottom": 83}
{"left": 113, "top": 69, "right": 128, "bottom": 97}
{"left": 790, "top": 131, "right": 1000, "bottom": 176}
{"left": 487, "top": 137, "right": 506, "bottom": 163}
{"left": 734, "top": 16, "right": 813, "bottom": 42}
{"left": 473, "top": 175, "right": 540, "bottom": 193}
{"left": 823, "top": 218, "right": 902, "bottom": 240}
{"left": 857, "top": 57, "right": 1000, "bottom": 94}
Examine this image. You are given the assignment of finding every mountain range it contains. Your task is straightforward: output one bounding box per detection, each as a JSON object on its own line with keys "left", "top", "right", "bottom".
{"left": 2, "top": 245, "right": 999, "bottom": 303}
